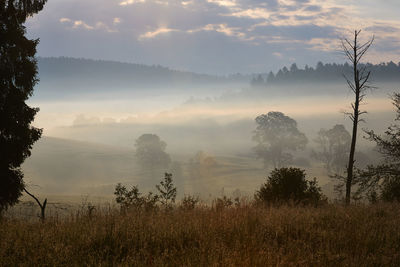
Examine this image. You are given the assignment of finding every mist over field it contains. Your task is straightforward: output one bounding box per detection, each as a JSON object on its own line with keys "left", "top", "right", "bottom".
{"left": 4, "top": 1, "right": 400, "bottom": 265}
{"left": 20, "top": 58, "right": 398, "bottom": 199}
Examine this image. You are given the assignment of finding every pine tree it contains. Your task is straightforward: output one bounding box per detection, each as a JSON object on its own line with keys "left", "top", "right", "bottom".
{"left": 0, "top": 0, "right": 47, "bottom": 211}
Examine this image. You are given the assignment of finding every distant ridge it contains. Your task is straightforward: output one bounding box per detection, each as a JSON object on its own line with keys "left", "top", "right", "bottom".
{"left": 36, "top": 57, "right": 400, "bottom": 96}
{"left": 37, "top": 57, "right": 248, "bottom": 91}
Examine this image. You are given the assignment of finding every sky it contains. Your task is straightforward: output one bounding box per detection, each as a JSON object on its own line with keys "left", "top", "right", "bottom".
{"left": 26, "top": 0, "right": 400, "bottom": 74}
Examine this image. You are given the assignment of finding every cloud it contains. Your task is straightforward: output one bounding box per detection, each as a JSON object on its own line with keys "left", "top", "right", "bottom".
{"left": 27, "top": 0, "right": 400, "bottom": 74}
{"left": 207, "top": 0, "right": 237, "bottom": 7}
{"left": 73, "top": 20, "right": 94, "bottom": 30}
{"left": 139, "top": 27, "right": 179, "bottom": 40}
{"left": 59, "top": 17, "right": 119, "bottom": 32}
{"left": 119, "top": 0, "right": 146, "bottom": 6}
{"left": 181, "top": 1, "right": 193, "bottom": 6}
{"left": 59, "top": 18, "right": 71, "bottom": 23}
{"left": 229, "top": 8, "right": 271, "bottom": 19}
{"left": 113, "top": 17, "right": 121, "bottom": 25}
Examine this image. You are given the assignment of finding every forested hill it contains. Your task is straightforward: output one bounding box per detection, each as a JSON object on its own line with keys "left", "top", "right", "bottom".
{"left": 251, "top": 62, "right": 400, "bottom": 86}
{"left": 36, "top": 57, "right": 248, "bottom": 91}
{"left": 36, "top": 57, "right": 400, "bottom": 95}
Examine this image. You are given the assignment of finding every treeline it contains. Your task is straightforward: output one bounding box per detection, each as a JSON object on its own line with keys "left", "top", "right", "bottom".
{"left": 251, "top": 61, "right": 400, "bottom": 86}
{"left": 37, "top": 57, "right": 248, "bottom": 90}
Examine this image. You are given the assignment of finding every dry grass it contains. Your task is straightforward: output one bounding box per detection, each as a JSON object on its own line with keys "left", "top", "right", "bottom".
{"left": 1, "top": 203, "right": 400, "bottom": 266}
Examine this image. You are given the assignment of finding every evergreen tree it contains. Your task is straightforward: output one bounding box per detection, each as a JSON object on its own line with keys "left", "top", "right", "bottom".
{"left": 0, "top": 0, "right": 46, "bottom": 211}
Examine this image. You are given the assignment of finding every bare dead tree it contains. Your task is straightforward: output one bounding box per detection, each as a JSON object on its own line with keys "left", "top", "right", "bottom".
{"left": 24, "top": 188, "right": 47, "bottom": 221}
{"left": 341, "top": 30, "right": 374, "bottom": 205}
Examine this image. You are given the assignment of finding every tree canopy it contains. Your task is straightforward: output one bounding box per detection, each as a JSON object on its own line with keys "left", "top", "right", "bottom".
{"left": 134, "top": 134, "right": 171, "bottom": 172}
{"left": 255, "top": 167, "right": 325, "bottom": 205}
{"left": 312, "top": 124, "right": 351, "bottom": 174}
{"left": 0, "top": 0, "right": 46, "bottom": 211}
{"left": 253, "top": 112, "right": 307, "bottom": 168}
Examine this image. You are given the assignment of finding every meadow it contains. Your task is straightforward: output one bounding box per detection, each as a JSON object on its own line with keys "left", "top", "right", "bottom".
{"left": 2, "top": 202, "right": 400, "bottom": 266}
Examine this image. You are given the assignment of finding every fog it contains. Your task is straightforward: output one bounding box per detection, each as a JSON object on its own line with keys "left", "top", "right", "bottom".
{"left": 21, "top": 65, "right": 398, "bottom": 200}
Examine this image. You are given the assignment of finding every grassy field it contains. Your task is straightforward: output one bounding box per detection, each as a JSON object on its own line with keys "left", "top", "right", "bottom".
{"left": 2, "top": 202, "right": 400, "bottom": 266}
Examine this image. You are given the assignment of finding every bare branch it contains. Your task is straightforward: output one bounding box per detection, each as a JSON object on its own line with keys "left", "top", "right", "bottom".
{"left": 341, "top": 29, "right": 375, "bottom": 205}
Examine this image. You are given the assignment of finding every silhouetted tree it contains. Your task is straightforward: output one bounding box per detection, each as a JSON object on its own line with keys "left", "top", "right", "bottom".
{"left": 253, "top": 112, "right": 307, "bottom": 168}
{"left": 255, "top": 167, "right": 325, "bottom": 205}
{"left": 311, "top": 124, "right": 351, "bottom": 174}
{"left": 266, "top": 61, "right": 399, "bottom": 84}
{"left": 0, "top": 0, "right": 46, "bottom": 211}
{"left": 266, "top": 71, "right": 275, "bottom": 83}
{"left": 134, "top": 134, "right": 171, "bottom": 176}
{"left": 290, "top": 63, "right": 298, "bottom": 72}
{"left": 156, "top": 173, "right": 177, "bottom": 208}
{"left": 357, "top": 93, "right": 400, "bottom": 202}
{"left": 341, "top": 30, "right": 374, "bottom": 205}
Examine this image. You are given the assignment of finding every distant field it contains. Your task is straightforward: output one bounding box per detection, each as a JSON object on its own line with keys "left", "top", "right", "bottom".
{"left": 2, "top": 203, "right": 400, "bottom": 266}
{"left": 22, "top": 137, "right": 339, "bottom": 201}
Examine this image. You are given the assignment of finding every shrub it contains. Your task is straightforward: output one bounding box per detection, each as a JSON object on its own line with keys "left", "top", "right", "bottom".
{"left": 114, "top": 183, "right": 143, "bottom": 210}
{"left": 114, "top": 183, "right": 159, "bottom": 212}
{"left": 381, "top": 178, "right": 400, "bottom": 202}
{"left": 255, "top": 167, "right": 325, "bottom": 205}
{"left": 156, "top": 173, "right": 177, "bottom": 209}
{"left": 213, "top": 196, "right": 233, "bottom": 211}
{"left": 180, "top": 195, "right": 200, "bottom": 210}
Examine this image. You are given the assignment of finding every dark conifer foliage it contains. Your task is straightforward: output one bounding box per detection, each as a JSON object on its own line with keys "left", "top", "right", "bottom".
{"left": 266, "top": 61, "right": 400, "bottom": 84}
{"left": 0, "top": 0, "right": 46, "bottom": 211}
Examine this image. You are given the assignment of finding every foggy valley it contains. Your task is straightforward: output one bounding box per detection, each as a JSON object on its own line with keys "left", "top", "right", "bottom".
{"left": 21, "top": 57, "right": 399, "bottom": 199}
{"left": 3, "top": 1, "right": 400, "bottom": 265}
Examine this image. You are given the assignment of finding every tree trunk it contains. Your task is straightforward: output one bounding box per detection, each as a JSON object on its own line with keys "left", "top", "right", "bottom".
{"left": 24, "top": 188, "right": 47, "bottom": 222}
{"left": 342, "top": 30, "right": 374, "bottom": 205}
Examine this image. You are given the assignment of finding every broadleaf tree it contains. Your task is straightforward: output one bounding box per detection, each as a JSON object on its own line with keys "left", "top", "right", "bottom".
{"left": 134, "top": 134, "right": 171, "bottom": 178}
{"left": 311, "top": 124, "right": 351, "bottom": 175}
{"left": 253, "top": 111, "right": 308, "bottom": 168}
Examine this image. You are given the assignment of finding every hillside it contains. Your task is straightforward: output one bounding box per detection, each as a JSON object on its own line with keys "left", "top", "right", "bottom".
{"left": 35, "top": 57, "right": 248, "bottom": 98}
{"left": 22, "top": 137, "right": 137, "bottom": 194}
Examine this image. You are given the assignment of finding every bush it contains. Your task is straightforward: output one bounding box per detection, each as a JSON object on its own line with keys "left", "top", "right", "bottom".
{"left": 156, "top": 173, "right": 177, "bottom": 209}
{"left": 114, "top": 184, "right": 159, "bottom": 212}
{"left": 213, "top": 196, "right": 233, "bottom": 211}
{"left": 180, "top": 195, "right": 200, "bottom": 210}
{"left": 381, "top": 178, "right": 400, "bottom": 202}
{"left": 255, "top": 167, "right": 325, "bottom": 205}
{"left": 114, "top": 183, "right": 143, "bottom": 210}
